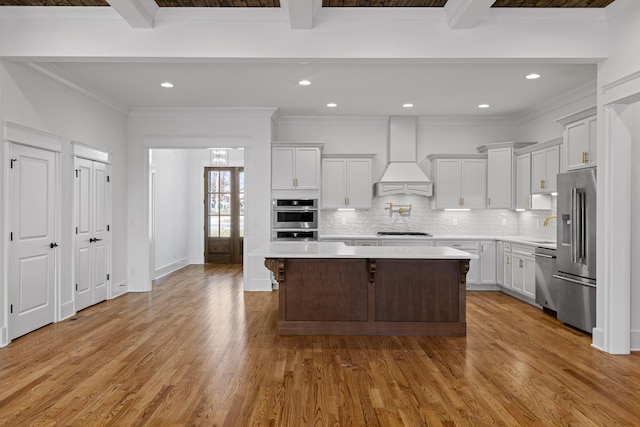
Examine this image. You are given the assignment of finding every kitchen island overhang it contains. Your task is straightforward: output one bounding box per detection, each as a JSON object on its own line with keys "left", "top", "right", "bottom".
{"left": 253, "top": 242, "right": 477, "bottom": 336}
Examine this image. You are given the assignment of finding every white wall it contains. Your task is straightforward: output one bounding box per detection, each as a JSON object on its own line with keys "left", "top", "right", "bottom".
{"left": 127, "top": 109, "right": 274, "bottom": 293}
{"left": 0, "top": 61, "right": 128, "bottom": 344}
{"left": 151, "top": 149, "right": 190, "bottom": 278}
{"left": 631, "top": 102, "right": 640, "bottom": 349}
{"left": 515, "top": 88, "right": 597, "bottom": 147}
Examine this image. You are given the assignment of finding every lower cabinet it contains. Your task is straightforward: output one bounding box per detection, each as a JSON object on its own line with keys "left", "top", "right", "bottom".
{"left": 496, "top": 241, "right": 504, "bottom": 286}
{"left": 502, "top": 243, "right": 512, "bottom": 289}
{"left": 380, "top": 240, "right": 434, "bottom": 247}
{"left": 480, "top": 241, "right": 496, "bottom": 285}
{"left": 435, "top": 240, "right": 479, "bottom": 287}
{"left": 510, "top": 244, "right": 536, "bottom": 300}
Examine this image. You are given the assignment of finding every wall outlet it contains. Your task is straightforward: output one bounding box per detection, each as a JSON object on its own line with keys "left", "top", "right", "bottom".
{"left": 501, "top": 218, "right": 507, "bottom": 226}
{"left": 536, "top": 219, "right": 540, "bottom": 228}
{"left": 452, "top": 217, "right": 458, "bottom": 226}
{"left": 341, "top": 218, "right": 347, "bottom": 225}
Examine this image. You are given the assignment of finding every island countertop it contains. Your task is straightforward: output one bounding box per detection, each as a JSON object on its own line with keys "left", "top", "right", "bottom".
{"left": 251, "top": 241, "right": 478, "bottom": 259}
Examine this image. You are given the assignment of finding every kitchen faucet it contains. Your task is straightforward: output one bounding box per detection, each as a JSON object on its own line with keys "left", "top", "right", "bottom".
{"left": 543, "top": 215, "right": 557, "bottom": 227}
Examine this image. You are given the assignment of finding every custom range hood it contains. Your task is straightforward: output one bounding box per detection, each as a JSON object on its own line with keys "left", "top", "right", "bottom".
{"left": 375, "top": 116, "right": 433, "bottom": 197}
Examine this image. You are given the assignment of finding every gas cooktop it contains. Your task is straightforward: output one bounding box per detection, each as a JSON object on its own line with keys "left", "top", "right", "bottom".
{"left": 376, "top": 232, "right": 432, "bottom": 236}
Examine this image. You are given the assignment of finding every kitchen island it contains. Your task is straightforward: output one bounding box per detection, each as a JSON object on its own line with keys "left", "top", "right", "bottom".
{"left": 253, "top": 242, "right": 477, "bottom": 336}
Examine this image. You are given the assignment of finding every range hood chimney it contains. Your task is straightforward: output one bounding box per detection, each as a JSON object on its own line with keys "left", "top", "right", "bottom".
{"left": 375, "top": 116, "right": 433, "bottom": 197}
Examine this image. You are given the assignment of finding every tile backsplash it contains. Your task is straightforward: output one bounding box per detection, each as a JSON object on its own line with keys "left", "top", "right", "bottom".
{"left": 320, "top": 195, "right": 557, "bottom": 240}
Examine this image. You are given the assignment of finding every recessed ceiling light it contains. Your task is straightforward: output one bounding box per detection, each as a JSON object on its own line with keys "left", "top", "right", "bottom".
{"left": 478, "top": 104, "right": 490, "bottom": 108}
{"left": 327, "top": 103, "right": 338, "bottom": 108}
{"left": 402, "top": 103, "right": 414, "bottom": 108}
{"left": 298, "top": 80, "right": 311, "bottom": 86}
{"left": 526, "top": 73, "right": 541, "bottom": 80}
{"left": 160, "top": 82, "right": 174, "bottom": 88}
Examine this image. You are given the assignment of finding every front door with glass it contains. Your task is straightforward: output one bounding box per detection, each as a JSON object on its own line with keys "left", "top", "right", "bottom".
{"left": 205, "top": 167, "right": 244, "bottom": 264}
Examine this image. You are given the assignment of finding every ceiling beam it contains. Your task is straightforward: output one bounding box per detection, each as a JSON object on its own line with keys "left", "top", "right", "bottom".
{"left": 445, "top": 0, "right": 496, "bottom": 29}
{"left": 106, "top": 0, "right": 158, "bottom": 29}
{"left": 281, "top": 0, "right": 321, "bottom": 30}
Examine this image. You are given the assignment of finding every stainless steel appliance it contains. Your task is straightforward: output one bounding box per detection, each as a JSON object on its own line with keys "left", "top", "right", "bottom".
{"left": 272, "top": 199, "right": 318, "bottom": 241}
{"left": 272, "top": 199, "right": 318, "bottom": 229}
{"left": 534, "top": 246, "right": 558, "bottom": 312}
{"left": 554, "top": 168, "right": 596, "bottom": 333}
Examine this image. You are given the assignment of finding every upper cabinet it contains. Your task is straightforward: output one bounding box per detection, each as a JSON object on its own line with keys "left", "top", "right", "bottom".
{"left": 477, "top": 142, "right": 536, "bottom": 209}
{"left": 556, "top": 107, "right": 597, "bottom": 171}
{"left": 272, "top": 144, "right": 322, "bottom": 191}
{"left": 428, "top": 154, "right": 487, "bottom": 209}
{"left": 531, "top": 144, "right": 560, "bottom": 194}
{"left": 321, "top": 156, "right": 373, "bottom": 209}
{"left": 515, "top": 153, "right": 532, "bottom": 210}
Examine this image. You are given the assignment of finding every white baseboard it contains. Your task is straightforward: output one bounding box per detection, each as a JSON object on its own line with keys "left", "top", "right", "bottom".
{"left": 128, "top": 278, "right": 150, "bottom": 292}
{"left": 154, "top": 259, "right": 189, "bottom": 279}
{"left": 591, "top": 327, "right": 605, "bottom": 351}
{"left": 60, "top": 300, "right": 76, "bottom": 321}
{"left": 110, "top": 282, "right": 128, "bottom": 299}
{"left": 0, "top": 326, "right": 7, "bottom": 348}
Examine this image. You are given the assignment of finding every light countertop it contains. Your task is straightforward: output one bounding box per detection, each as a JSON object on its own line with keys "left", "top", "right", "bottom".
{"left": 251, "top": 242, "right": 478, "bottom": 259}
{"left": 319, "top": 234, "right": 556, "bottom": 249}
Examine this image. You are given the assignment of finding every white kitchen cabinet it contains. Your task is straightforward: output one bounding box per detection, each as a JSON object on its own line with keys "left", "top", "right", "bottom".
{"left": 486, "top": 147, "right": 513, "bottom": 209}
{"left": 480, "top": 241, "right": 496, "bottom": 285}
{"left": 353, "top": 239, "right": 378, "bottom": 246}
{"left": 428, "top": 155, "right": 487, "bottom": 209}
{"left": 515, "top": 153, "right": 532, "bottom": 209}
{"left": 496, "top": 241, "right": 504, "bottom": 286}
{"left": 380, "top": 240, "right": 434, "bottom": 247}
{"left": 434, "top": 240, "right": 479, "bottom": 286}
{"left": 511, "top": 244, "right": 536, "bottom": 300}
{"left": 557, "top": 107, "right": 597, "bottom": 170}
{"left": 531, "top": 145, "right": 560, "bottom": 194}
{"left": 321, "top": 157, "right": 372, "bottom": 209}
{"left": 503, "top": 243, "right": 512, "bottom": 289}
{"left": 272, "top": 145, "right": 321, "bottom": 190}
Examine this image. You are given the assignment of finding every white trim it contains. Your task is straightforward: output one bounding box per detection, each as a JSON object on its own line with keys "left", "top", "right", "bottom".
{"left": 3, "top": 122, "right": 64, "bottom": 152}
{"left": 130, "top": 108, "right": 277, "bottom": 119}
{"left": 154, "top": 259, "right": 189, "bottom": 280}
{"left": 24, "top": 64, "right": 130, "bottom": 116}
{"left": 73, "top": 142, "right": 111, "bottom": 163}
{"left": 631, "top": 330, "right": 640, "bottom": 352}
{"left": 597, "top": 103, "right": 633, "bottom": 354}
{"left": 143, "top": 135, "right": 252, "bottom": 149}
{"left": 60, "top": 301, "right": 75, "bottom": 321}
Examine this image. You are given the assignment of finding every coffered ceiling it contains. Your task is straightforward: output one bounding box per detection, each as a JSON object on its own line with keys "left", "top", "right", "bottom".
{"left": 0, "top": 0, "right": 616, "bottom": 7}
{"left": 0, "top": 0, "right": 614, "bottom": 117}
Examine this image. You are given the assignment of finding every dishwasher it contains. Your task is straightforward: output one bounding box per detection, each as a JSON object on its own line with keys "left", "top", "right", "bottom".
{"left": 534, "top": 246, "right": 559, "bottom": 312}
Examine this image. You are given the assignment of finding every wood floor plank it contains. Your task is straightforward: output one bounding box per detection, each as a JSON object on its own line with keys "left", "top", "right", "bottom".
{"left": 1, "top": 264, "right": 640, "bottom": 426}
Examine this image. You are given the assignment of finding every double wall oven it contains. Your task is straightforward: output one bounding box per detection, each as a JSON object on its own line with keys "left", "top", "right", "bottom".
{"left": 272, "top": 199, "right": 318, "bottom": 241}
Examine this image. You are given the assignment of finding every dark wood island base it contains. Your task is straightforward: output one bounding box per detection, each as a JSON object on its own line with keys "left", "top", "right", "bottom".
{"left": 265, "top": 258, "right": 470, "bottom": 336}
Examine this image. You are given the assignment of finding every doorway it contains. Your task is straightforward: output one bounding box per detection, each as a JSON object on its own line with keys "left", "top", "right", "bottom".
{"left": 204, "top": 167, "right": 244, "bottom": 264}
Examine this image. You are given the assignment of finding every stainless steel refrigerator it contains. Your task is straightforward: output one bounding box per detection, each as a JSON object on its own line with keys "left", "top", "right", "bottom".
{"left": 554, "top": 168, "right": 597, "bottom": 333}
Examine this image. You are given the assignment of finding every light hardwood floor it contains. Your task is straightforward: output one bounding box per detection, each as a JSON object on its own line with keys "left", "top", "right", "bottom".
{"left": 1, "top": 264, "right": 639, "bottom": 426}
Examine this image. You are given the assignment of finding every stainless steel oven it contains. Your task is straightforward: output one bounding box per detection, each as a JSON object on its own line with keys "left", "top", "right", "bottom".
{"left": 272, "top": 199, "right": 318, "bottom": 229}
{"left": 272, "top": 199, "right": 318, "bottom": 241}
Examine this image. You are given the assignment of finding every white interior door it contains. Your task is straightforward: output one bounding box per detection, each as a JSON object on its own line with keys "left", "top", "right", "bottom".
{"left": 75, "top": 158, "right": 93, "bottom": 311}
{"left": 92, "top": 161, "right": 108, "bottom": 303}
{"left": 8, "top": 144, "right": 57, "bottom": 340}
{"left": 74, "top": 158, "right": 109, "bottom": 311}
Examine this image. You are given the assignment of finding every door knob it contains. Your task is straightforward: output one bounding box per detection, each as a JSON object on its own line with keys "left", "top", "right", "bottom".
{"left": 50, "top": 243, "right": 58, "bottom": 248}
